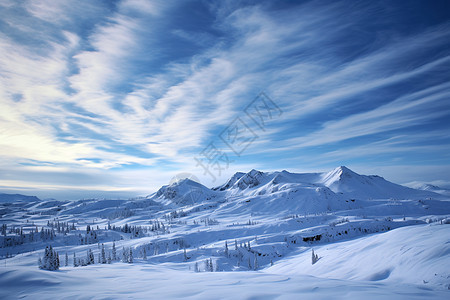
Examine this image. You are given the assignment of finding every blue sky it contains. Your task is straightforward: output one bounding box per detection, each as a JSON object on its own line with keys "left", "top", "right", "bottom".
{"left": 0, "top": 0, "right": 449, "bottom": 200}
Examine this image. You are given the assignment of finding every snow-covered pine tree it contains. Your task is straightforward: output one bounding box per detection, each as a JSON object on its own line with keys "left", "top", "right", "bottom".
{"left": 101, "top": 244, "right": 106, "bottom": 264}
{"left": 122, "top": 247, "right": 128, "bottom": 263}
{"left": 254, "top": 253, "right": 258, "bottom": 270}
{"left": 73, "top": 252, "right": 77, "bottom": 267}
{"left": 87, "top": 249, "right": 95, "bottom": 265}
{"left": 205, "top": 259, "right": 209, "bottom": 272}
{"left": 311, "top": 249, "right": 319, "bottom": 265}
{"left": 143, "top": 247, "right": 147, "bottom": 260}
{"left": 39, "top": 245, "right": 59, "bottom": 270}
{"left": 183, "top": 248, "right": 187, "bottom": 261}
{"left": 224, "top": 241, "right": 229, "bottom": 258}
{"left": 49, "top": 246, "right": 55, "bottom": 270}
{"left": 40, "top": 246, "right": 48, "bottom": 269}
{"left": 65, "top": 252, "right": 68, "bottom": 267}
{"left": 195, "top": 262, "right": 199, "bottom": 272}
{"left": 129, "top": 248, "right": 133, "bottom": 263}
{"left": 112, "top": 242, "right": 117, "bottom": 261}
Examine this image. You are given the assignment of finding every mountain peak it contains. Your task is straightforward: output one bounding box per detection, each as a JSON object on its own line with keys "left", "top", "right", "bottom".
{"left": 335, "top": 166, "right": 356, "bottom": 175}
{"left": 247, "top": 169, "right": 263, "bottom": 176}
{"left": 154, "top": 178, "right": 209, "bottom": 201}
{"left": 169, "top": 178, "right": 200, "bottom": 187}
{"left": 234, "top": 169, "right": 266, "bottom": 190}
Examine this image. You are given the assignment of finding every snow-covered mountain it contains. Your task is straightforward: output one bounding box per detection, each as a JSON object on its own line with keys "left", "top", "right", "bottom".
{"left": 151, "top": 178, "right": 218, "bottom": 206}
{"left": 410, "top": 183, "right": 450, "bottom": 197}
{"left": 0, "top": 193, "right": 40, "bottom": 203}
{"left": 215, "top": 166, "right": 438, "bottom": 199}
{"left": 321, "top": 166, "right": 438, "bottom": 199}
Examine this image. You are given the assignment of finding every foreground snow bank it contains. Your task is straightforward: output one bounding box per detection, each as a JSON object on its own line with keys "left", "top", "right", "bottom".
{"left": 0, "top": 263, "right": 448, "bottom": 300}
{"left": 268, "top": 224, "right": 450, "bottom": 290}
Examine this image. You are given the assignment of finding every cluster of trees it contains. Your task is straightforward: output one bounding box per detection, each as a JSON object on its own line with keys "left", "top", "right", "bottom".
{"left": 1, "top": 225, "right": 59, "bottom": 248}
{"left": 107, "top": 207, "right": 135, "bottom": 219}
{"left": 136, "top": 238, "right": 189, "bottom": 258}
{"left": 200, "top": 218, "right": 219, "bottom": 226}
{"left": 47, "top": 220, "right": 76, "bottom": 234}
{"left": 109, "top": 220, "right": 168, "bottom": 237}
{"left": 38, "top": 245, "right": 59, "bottom": 270}
{"left": 194, "top": 258, "right": 216, "bottom": 272}
{"left": 73, "top": 243, "right": 112, "bottom": 267}
{"left": 222, "top": 239, "right": 261, "bottom": 270}
{"left": 1, "top": 220, "right": 80, "bottom": 249}
{"left": 79, "top": 230, "right": 98, "bottom": 245}
{"left": 71, "top": 242, "right": 141, "bottom": 267}
{"left": 121, "top": 246, "right": 133, "bottom": 263}
{"left": 164, "top": 210, "right": 188, "bottom": 222}
{"left": 228, "top": 219, "right": 258, "bottom": 227}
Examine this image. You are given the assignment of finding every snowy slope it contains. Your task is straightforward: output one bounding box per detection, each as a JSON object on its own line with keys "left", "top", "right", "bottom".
{"left": 268, "top": 223, "right": 450, "bottom": 289}
{"left": 411, "top": 183, "right": 450, "bottom": 197}
{"left": 321, "top": 166, "right": 439, "bottom": 200}
{"left": 151, "top": 178, "right": 219, "bottom": 206}
{"left": 1, "top": 166, "right": 450, "bottom": 299}
{"left": 0, "top": 193, "right": 40, "bottom": 203}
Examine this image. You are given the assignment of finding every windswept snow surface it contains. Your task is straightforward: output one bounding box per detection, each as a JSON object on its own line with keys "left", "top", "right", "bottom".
{"left": 1, "top": 167, "right": 449, "bottom": 299}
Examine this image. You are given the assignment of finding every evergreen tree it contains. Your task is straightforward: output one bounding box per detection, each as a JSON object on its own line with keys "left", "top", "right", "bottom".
{"left": 73, "top": 252, "right": 77, "bottom": 267}
{"left": 311, "top": 249, "right": 319, "bottom": 265}
{"left": 205, "top": 259, "right": 209, "bottom": 272}
{"left": 143, "top": 247, "right": 147, "bottom": 260}
{"left": 39, "top": 245, "right": 59, "bottom": 270}
{"left": 101, "top": 244, "right": 106, "bottom": 264}
{"left": 122, "top": 247, "right": 128, "bottom": 263}
{"left": 195, "top": 262, "right": 199, "bottom": 272}
{"left": 65, "top": 252, "right": 69, "bottom": 267}
{"left": 129, "top": 248, "right": 133, "bottom": 263}
{"left": 224, "top": 241, "right": 229, "bottom": 258}
{"left": 87, "top": 249, "right": 95, "bottom": 265}
{"left": 112, "top": 242, "right": 117, "bottom": 261}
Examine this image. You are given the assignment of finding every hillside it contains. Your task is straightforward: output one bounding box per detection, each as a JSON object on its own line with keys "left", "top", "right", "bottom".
{"left": 0, "top": 166, "right": 449, "bottom": 298}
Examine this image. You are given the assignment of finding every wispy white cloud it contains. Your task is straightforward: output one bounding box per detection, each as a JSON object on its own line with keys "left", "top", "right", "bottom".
{"left": 0, "top": 0, "right": 449, "bottom": 198}
{"left": 282, "top": 82, "right": 450, "bottom": 148}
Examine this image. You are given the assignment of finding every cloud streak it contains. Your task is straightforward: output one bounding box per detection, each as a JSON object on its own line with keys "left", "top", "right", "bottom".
{"left": 0, "top": 0, "right": 449, "bottom": 198}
